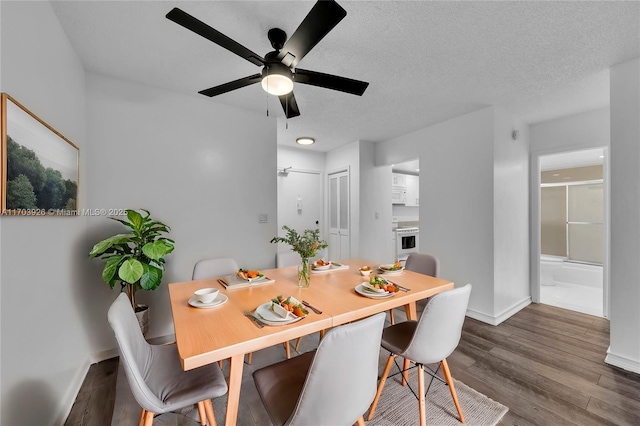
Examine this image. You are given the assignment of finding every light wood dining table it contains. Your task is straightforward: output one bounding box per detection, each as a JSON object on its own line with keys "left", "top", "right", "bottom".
{"left": 168, "top": 258, "right": 454, "bottom": 426}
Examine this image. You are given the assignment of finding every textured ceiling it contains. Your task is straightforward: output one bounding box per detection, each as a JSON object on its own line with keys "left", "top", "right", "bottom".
{"left": 50, "top": 1, "right": 639, "bottom": 152}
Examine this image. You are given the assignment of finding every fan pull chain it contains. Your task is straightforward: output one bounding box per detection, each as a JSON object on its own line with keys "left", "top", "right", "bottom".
{"left": 285, "top": 93, "right": 289, "bottom": 129}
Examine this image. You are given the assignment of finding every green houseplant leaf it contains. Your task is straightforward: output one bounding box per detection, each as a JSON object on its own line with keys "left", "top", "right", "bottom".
{"left": 142, "top": 240, "right": 173, "bottom": 261}
{"left": 89, "top": 209, "right": 174, "bottom": 309}
{"left": 119, "top": 258, "right": 144, "bottom": 284}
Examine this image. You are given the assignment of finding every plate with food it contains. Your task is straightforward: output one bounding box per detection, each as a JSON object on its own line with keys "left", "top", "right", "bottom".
{"left": 378, "top": 261, "right": 405, "bottom": 275}
{"left": 311, "top": 259, "right": 332, "bottom": 271}
{"left": 254, "top": 295, "right": 309, "bottom": 325}
{"left": 355, "top": 276, "right": 398, "bottom": 298}
{"left": 236, "top": 268, "right": 265, "bottom": 282}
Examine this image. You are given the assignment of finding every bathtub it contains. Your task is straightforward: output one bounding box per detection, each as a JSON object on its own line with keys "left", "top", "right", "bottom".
{"left": 540, "top": 255, "right": 564, "bottom": 286}
{"left": 540, "top": 255, "right": 603, "bottom": 288}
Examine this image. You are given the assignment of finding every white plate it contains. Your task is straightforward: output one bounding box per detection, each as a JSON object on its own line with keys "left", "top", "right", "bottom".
{"left": 355, "top": 284, "right": 394, "bottom": 299}
{"left": 188, "top": 293, "right": 228, "bottom": 309}
{"left": 253, "top": 314, "right": 304, "bottom": 327}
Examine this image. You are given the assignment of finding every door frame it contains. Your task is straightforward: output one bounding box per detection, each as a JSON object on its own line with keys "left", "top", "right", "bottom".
{"left": 327, "top": 166, "right": 350, "bottom": 260}
{"left": 531, "top": 147, "right": 610, "bottom": 318}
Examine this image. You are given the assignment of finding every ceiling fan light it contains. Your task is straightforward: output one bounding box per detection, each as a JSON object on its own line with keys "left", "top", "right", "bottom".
{"left": 261, "top": 74, "right": 293, "bottom": 96}
{"left": 296, "top": 137, "right": 315, "bottom": 145}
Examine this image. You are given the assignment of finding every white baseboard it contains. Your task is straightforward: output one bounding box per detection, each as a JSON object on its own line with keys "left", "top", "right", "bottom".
{"left": 605, "top": 348, "right": 640, "bottom": 374}
{"left": 90, "top": 347, "right": 119, "bottom": 364}
{"left": 466, "top": 296, "right": 532, "bottom": 326}
{"left": 54, "top": 357, "right": 91, "bottom": 426}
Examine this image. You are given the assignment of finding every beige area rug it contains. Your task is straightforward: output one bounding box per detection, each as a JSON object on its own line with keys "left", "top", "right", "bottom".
{"left": 367, "top": 369, "right": 508, "bottom": 426}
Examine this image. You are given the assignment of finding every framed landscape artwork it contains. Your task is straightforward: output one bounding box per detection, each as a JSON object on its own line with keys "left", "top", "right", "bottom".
{"left": 1, "top": 93, "right": 79, "bottom": 215}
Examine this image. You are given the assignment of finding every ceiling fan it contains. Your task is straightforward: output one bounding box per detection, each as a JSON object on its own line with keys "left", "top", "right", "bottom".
{"left": 166, "top": 0, "right": 369, "bottom": 119}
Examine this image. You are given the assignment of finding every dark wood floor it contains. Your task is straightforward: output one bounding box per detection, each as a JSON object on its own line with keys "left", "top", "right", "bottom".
{"left": 66, "top": 303, "right": 640, "bottom": 426}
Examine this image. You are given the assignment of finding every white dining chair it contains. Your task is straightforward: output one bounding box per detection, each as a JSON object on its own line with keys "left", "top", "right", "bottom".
{"left": 108, "top": 293, "right": 228, "bottom": 426}
{"left": 253, "top": 313, "right": 386, "bottom": 426}
{"left": 389, "top": 252, "right": 440, "bottom": 325}
{"left": 368, "top": 284, "right": 472, "bottom": 426}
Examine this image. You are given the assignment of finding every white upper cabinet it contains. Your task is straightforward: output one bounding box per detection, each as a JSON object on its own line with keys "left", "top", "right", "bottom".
{"left": 392, "top": 173, "right": 406, "bottom": 188}
{"left": 405, "top": 175, "right": 419, "bottom": 207}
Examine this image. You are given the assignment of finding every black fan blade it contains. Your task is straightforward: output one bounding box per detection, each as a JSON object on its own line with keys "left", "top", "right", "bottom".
{"left": 198, "top": 74, "right": 262, "bottom": 97}
{"left": 278, "top": 92, "right": 301, "bottom": 118}
{"left": 295, "top": 68, "right": 369, "bottom": 96}
{"left": 166, "top": 8, "right": 265, "bottom": 66}
{"left": 277, "top": 0, "right": 346, "bottom": 68}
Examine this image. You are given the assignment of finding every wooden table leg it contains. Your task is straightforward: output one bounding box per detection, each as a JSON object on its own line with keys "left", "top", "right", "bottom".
{"left": 404, "top": 301, "right": 417, "bottom": 320}
{"left": 225, "top": 353, "right": 245, "bottom": 426}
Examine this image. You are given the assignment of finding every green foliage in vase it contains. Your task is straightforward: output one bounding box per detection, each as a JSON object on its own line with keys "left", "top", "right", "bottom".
{"left": 270, "top": 225, "right": 328, "bottom": 259}
{"left": 89, "top": 209, "right": 174, "bottom": 307}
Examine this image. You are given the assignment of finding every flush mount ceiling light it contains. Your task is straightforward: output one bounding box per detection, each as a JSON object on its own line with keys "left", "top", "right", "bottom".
{"left": 296, "top": 137, "right": 315, "bottom": 145}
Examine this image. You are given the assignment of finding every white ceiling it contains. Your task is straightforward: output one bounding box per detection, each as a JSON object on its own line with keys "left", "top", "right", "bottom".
{"left": 540, "top": 147, "right": 604, "bottom": 171}
{"left": 50, "top": 1, "right": 639, "bottom": 152}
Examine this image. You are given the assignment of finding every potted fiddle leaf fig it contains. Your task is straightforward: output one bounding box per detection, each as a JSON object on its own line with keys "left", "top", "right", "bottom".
{"left": 89, "top": 209, "right": 174, "bottom": 335}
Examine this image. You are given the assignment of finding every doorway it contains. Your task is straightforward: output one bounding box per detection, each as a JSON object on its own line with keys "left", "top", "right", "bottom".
{"left": 537, "top": 148, "right": 608, "bottom": 318}
{"left": 328, "top": 169, "right": 350, "bottom": 261}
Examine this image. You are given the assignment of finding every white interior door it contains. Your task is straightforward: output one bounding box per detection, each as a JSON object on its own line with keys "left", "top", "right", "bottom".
{"left": 329, "top": 170, "right": 350, "bottom": 260}
{"left": 277, "top": 169, "right": 323, "bottom": 254}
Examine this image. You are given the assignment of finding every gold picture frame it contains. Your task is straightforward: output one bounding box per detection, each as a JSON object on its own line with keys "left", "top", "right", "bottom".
{"left": 1, "top": 93, "right": 79, "bottom": 215}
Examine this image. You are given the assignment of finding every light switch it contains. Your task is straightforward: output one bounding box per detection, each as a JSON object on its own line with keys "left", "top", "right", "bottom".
{"left": 258, "top": 214, "right": 268, "bottom": 223}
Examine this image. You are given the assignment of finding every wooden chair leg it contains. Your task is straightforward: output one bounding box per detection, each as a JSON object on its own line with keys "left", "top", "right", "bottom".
{"left": 143, "top": 410, "right": 155, "bottom": 426}
{"left": 368, "top": 354, "right": 396, "bottom": 420}
{"left": 246, "top": 352, "right": 253, "bottom": 364}
{"left": 284, "top": 341, "right": 291, "bottom": 359}
{"left": 356, "top": 416, "right": 366, "bottom": 426}
{"left": 138, "top": 409, "right": 146, "bottom": 426}
{"left": 402, "top": 358, "right": 410, "bottom": 386}
{"left": 418, "top": 364, "right": 427, "bottom": 426}
{"left": 197, "top": 401, "right": 207, "bottom": 425}
{"left": 389, "top": 308, "right": 395, "bottom": 325}
{"left": 319, "top": 329, "right": 326, "bottom": 340}
{"left": 204, "top": 399, "right": 217, "bottom": 426}
{"left": 294, "top": 337, "right": 302, "bottom": 351}
{"left": 442, "top": 358, "right": 465, "bottom": 423}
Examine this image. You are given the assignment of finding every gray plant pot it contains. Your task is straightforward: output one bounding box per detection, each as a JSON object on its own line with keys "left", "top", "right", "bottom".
{"left": 135, "top": 304, "right": 150, "bottom": 336}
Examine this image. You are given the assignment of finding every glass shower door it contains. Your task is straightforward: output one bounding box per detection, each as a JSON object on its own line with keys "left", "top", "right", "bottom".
{"left": 567, "top": 183, "right": 603, "bottom": 264}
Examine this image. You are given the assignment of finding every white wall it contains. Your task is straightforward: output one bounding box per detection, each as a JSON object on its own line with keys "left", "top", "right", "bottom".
{"left": 278, "top": 145, "right": 325, "bottom": 172}
{"left": 85, "top": 73, "right": 277, "bottom": 345}
{"left": 493, "top": 107, "right": 531, "bottom": 319}
{"left": 359, "top": 142, "right": 393, "bottom": 263}
{"left": 608, "top": 57, "right": 640, "bottom": 374}
{"left": 529, "top": 108, "right": 610, "bottom": 303}
{"left": 326, "top": 140, "right": 361, "bottom": 257}
{"left": 0, "top": 2, "right": 90, "bottom": 424}
{"left": 377, "top": 108, "right": 497, "bottom": 318}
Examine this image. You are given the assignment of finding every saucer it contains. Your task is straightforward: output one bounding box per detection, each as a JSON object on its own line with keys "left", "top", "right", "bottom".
{"left": 188, "top": 293, "right": 228, "bottom": 309}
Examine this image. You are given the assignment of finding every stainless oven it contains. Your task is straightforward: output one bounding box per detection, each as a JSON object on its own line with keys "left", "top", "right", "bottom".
{"left": 396, "top": 227, "right": 419, "bottom": 259}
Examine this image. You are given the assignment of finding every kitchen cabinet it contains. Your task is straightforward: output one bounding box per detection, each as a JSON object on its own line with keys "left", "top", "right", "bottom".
{"left": 392, "top": 173, "right": 406, "bottom": 188}
{"left": 405, "top": 175, "right": 419, "bottom": 207}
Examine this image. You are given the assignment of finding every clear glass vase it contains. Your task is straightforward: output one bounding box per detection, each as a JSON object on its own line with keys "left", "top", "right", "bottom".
{"left": 298, "top": 257, "right": 311, "bottom": 288}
